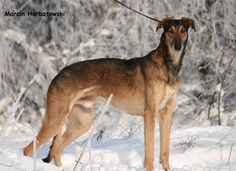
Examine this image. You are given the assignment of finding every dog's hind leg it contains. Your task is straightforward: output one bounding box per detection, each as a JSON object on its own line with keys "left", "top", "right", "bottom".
{"left": 43, "top": 97, "right": 94, "bottom": 166}
{"left": 23, "top": 83, "right": 76, "bottom": 160}
{"left": 42, "top": 127, "right": 63, "bottom": 165}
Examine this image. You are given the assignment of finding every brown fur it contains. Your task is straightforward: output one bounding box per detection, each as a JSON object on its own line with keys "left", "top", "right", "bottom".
{"left": 23, "top": 17, "right": 195, "bottom": 171}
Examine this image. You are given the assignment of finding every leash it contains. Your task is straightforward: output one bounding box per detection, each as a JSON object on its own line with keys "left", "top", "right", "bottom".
{"left": 114, "top": 0, "right": 160, "bottom": 22}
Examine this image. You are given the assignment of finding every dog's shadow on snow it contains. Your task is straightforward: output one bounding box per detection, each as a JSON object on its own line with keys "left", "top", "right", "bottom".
{"left": 92, "top": 137, "right": 145, "bottom": 167}
{"left": 36, "top": 136, "right": 150, "bottom": 170}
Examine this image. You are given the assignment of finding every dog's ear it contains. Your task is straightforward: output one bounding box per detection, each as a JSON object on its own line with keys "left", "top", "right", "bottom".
{"left": 156, "top": 17, "right": 172, "bottom": 31}
{"left": 181, "top": 17, "right": 196, "bottom": 32}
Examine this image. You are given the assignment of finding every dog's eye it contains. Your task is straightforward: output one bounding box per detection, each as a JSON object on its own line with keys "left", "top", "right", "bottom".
{"left": 168, "top": 29, "right": 174, "bottom": 34}
{"left": 180, "top": 28, "right": 186, "bottom": 33}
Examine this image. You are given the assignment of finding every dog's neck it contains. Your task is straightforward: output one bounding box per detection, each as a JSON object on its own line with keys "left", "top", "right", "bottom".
{"left": 156, "top": 34, "right": 187, "bottom": 85}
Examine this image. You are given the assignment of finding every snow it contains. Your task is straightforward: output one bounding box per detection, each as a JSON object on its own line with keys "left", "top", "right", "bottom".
{"left": 0, "top": 1, "right": 235, "bottom": 170}
{"left": 0, "top": 125, "right": 235, "bottom": 171}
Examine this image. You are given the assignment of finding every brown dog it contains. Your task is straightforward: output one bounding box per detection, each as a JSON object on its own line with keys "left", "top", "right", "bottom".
{"left": 24, "top": 17, "right": 195, "bottom": 171}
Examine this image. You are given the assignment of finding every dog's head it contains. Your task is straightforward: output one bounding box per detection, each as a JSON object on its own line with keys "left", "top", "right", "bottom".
{"left": 156, "top": 17, "right": 195, "bottom": 51}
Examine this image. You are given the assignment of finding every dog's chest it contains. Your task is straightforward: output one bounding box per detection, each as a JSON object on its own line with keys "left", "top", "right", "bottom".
{"left": 158, "top": 85, "right": 176, "bottom": 110}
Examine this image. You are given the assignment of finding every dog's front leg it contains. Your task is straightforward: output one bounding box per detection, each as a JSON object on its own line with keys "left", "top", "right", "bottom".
{"left": 144, "top": 107, "right": 156, "bottom": 171}
{"left": 158, "top": 96, "right": 176, "bottom": 171}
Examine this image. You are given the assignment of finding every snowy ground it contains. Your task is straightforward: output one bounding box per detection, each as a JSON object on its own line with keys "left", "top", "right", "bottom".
{"left": 0, "top": 125, "right": 235, "bottom": 171}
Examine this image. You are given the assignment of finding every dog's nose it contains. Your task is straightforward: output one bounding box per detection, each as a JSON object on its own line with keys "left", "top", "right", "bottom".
{"left": 174, "top": 44, "right": 182, "bottom": 51}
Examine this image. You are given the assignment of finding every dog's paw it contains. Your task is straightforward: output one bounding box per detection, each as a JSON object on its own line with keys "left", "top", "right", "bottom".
{"left": 143, "top": 160, "right": 154, "bottom": 171}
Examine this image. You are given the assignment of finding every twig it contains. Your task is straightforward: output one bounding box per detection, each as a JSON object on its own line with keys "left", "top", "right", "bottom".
{"left": 15, "top": 108, "right": 25, "bottom": 122}
{"left": 217, "top": 57, "right": 234, "bottom": 125}
{"left": 16, "top": 0, "right": 32, "bottom": 13}
{"left": 207, "top": 92, "right": 216, "bottom": 120}
{"left": 33, "top": 136, "right": 37, "bottom": 171}
{"left": 33, "top": 120, "right": 38, "bottom": 171}
{"left": 219, "top": 48, "right": 225, "bottom": 67}
{"left": 227, "top": 143, "right": 234, "bottom": 165}
{"left": 216, "top": 127, "right": 235, "bottom": 144}
{"left": 17, "top": 75, "right": 38, "bottom": 103}
{"left": 32, "top": 114, "right": 38, "bottom": 171}
{"left": 162, "top": 0, "right": 173, "bottom": 11}
{"left": 73, "top": 94, "right": 113, "bottom": 171}
{"left": 89, "top": 144, "right": 93, "bottom": 171}
{"left": 180, "top": 90, "right": 204, "bottom": 106}
{"left": 0, "top": 75, "right": 37, "bottom": 136}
